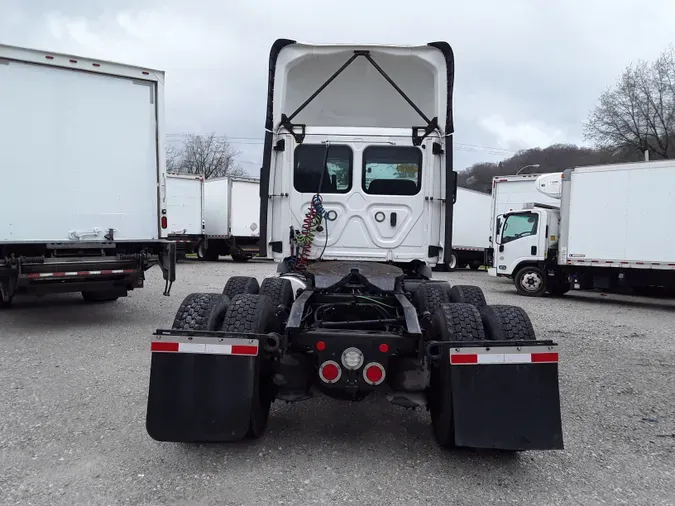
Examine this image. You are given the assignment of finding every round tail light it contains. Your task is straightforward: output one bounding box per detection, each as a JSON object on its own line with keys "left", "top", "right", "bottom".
{"left": 363, "top": 362, "right": 386, "bottom": 386}
{"left": 319, "top": 360, "right": 341, "bottom": 384}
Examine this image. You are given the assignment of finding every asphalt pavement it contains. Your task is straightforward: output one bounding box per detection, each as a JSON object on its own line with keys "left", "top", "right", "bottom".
{"left": 1, "top": 258, "right": 674, "bottom": 505}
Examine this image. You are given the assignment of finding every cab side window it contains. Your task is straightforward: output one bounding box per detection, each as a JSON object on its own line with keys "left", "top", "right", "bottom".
{"left": 362, "top": 146, "right": 422, "bottom": 196}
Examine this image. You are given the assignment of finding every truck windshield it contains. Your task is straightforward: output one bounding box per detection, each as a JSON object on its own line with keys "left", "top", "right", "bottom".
{"left": 362, "top": 146, "right": 422, "bottom": 196}
{"left": 501, "top": 213, "right": 538, "bottom": 244}
{"left": 293, "top": 144, "right": 352, "bottom": 194}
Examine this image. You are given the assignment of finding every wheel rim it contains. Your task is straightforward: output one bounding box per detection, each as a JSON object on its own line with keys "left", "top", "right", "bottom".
{"left": 449, "top": 254, "right": 457, "bottom": 269}
{"left": 520, "top": 270, "right": 543, "bottom": 292}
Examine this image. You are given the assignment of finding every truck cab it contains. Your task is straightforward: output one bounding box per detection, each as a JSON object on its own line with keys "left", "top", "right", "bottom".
{"left": 495, "top": 203, "right": 563, "bottom": 296}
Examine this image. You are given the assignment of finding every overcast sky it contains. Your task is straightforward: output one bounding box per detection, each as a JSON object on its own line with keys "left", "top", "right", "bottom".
{"left": 2, "top": 0, "right": 674, "bottom": 176}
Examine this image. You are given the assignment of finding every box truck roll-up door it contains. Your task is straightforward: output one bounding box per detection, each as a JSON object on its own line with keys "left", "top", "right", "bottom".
{"left": 0, "top": 58, "right": 160, "bottom": 243}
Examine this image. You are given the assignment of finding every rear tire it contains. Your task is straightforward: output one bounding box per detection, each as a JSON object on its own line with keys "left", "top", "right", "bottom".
{"left": 198, "top": 242, "right": 219, "bottom": 262}
{"left": 260, "top": 277, "right": 294, "bottom": 308}
{"left": 413, "top": 282, "right": 451, "bottom": 315}
{"left": 171, "top": 292, "right": 231, "bottom": 331}
{"left": 220, "top": 293, "right": 281, "bottom": 439}
{"left": 427, "top": 303, "right": 485, "bottom": 448}
{"left": 514, "top": 266, "right": 547, "bottom": 297}
{"left": 232, "top": 252, "right": 251, "bottom": 263}
{"left": 448, "top": 285, "right": 487, "bottom": 310}
{"left": 479, "top": 304, "right": 536, "bottom": 341}
{"left": 223, "top": 276, "right": 259, "bottom": 298}
{"left": 547, "top": 276, "right": 571, "bottom": 296}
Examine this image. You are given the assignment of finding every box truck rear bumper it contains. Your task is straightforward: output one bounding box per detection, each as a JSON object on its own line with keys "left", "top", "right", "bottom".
{"left": 0, "top": 240, "right": 176, "bottom": 304}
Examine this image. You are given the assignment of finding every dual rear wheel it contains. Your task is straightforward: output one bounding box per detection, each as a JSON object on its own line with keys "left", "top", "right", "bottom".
{"left": 414, "top": 281, "right": 537, "bottom": 448}
{"left": 171, "top": 275, "right": 293, "bottom": 440}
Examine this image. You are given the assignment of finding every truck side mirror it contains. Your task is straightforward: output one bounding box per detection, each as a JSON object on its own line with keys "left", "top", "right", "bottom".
{"left": 495, "top": 214, "right": 504, "bottom": 245}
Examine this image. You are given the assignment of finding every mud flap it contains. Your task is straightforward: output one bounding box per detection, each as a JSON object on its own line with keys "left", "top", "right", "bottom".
{"left": 145, "top": 332, "right": 260, "bottom": 443}
{"left": 449, "top": 343, "right": 564, "bottom": 451}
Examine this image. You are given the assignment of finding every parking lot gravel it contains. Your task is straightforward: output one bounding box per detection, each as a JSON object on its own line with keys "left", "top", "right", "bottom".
{"left": 1, "top": 258, "right": 674, "bottom": 505}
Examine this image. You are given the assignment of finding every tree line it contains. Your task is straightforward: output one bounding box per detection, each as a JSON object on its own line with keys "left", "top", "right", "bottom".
{"left": 461, "top": 45, "right": 675, "bottom": 193}
{"left": 166, "top": 133, "right": 246, "bottom": 179}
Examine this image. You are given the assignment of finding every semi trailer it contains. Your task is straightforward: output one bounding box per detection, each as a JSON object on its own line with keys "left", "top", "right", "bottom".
{"left": 197, "top": 176, "right": 261, "bottom": 262}
{"left": 447, "top": 187, "right": 491, "bottom": 271}
{"left": 165, "top": 174, "right": 204, "bottom": 256}
{"left": 495, "top": 161, "right": 675, "bottom": 296}
{"left": 146, "top": 39, "right": 563, "bottom": 452}
{"left": 486, "top": 173, "right": 561, "bottom": 276}
{"left": 0, "top": 43, "right": 176, "bottom": 307}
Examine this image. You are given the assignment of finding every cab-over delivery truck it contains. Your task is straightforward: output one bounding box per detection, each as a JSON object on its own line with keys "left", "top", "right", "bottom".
{"left": 0, "top": 44, "right": 176, "bottom": 307}
{"left": 495, "top": 160, "right": 675, "bottom": 296}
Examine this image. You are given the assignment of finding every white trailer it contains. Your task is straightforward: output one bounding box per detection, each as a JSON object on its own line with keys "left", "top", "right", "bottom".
{"left": 200, "top": 176, "right": 261, "bottom": 262}
{"left": 447, "top": 187, "right": 491, "bottom": 270}
{"left": 165, "top": 174, "right": 204, "bottom": 255}
{"left": 0, "top": 43, "right": 176, "bottom": 307}
{"left": 495, "top": 160, "right": 675, "bottom": 297}
{"left": 485, "top": 173, "right": 561, "bottom": 276}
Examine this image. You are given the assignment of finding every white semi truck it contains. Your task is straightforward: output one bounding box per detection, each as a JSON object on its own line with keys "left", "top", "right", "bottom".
{"left": 485, "top": 173, "right": 561, "bottom": 276}
{"left": 0, "top": 43, "right": 176, "bottom": 307}
{"left": 447, "top": 187, "right": 491, "bottom": 270}
{"left": 198, "top": 176, "right": 261, "bottom": 262}
{"left": 495, "top": 160, "right": 675, "bottom": 296}
{"left": 146, "top": 39, "right": 564, "bottom": 453}
{"left": 166, "top": 174, "right": 205, "bottom": 256}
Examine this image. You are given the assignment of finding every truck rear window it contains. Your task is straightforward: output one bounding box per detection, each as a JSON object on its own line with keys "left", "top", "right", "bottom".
{"left": 362, "top": 146, "right": 422, "bottom": 195}
{"left": 293, "top": 144, "right": 352, "bottom": 194}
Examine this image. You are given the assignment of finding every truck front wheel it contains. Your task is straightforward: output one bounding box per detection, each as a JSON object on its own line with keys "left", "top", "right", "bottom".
{"left": 514, "top": 266, "right": 547, "bottom": 297}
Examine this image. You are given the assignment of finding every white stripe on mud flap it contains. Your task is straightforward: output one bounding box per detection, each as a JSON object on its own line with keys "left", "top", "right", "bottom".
{"left": 477, "top": 354, "right": 505, "bottom": 364}
{"left": 178, "top": 343, "right": 205, "bottom": 353}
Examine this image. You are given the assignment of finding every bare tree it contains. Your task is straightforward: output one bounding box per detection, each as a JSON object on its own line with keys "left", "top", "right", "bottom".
{"left": 166, "top": 133, "right": 246, "bottom": 179}
{"left": 583, "top": 45, "right": 675, "bottom": 159}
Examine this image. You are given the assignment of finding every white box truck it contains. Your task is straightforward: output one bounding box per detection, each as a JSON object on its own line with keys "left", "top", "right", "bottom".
{"left": 166, "top": 174, "right": 204, "bottom": 256}
{"left": 0, "top": 44, "right": 176, "bottom": 307}
{"left": 495, "top": 160, "right": 675, "bottom": 297}
{"left": 447, "top": 187, "right": 491, "bottom": 270}
{"left": 199, "top": 176, "right": 261, "bottom": 262}
{"left": 485, "top": 173, "right": 561, "bottom": 276}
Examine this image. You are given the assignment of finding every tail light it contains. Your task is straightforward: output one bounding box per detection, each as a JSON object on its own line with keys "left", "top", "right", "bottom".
{"left": 363, "top": 362, "right": 386, "bottom": 386}
{"left": 341, "top": 347, "right": 364, "bottom": 370}
{"left": 161, "top": 216, "right": 168, "bottom": 229}
{"left": 319, "top": 360, "right": 341, "bottom": 383}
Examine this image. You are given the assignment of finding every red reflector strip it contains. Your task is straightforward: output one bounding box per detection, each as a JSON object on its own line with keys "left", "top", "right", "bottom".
{"left": 450, "top": 354, "right": 478, "bottom": 364}
{"left": 151, "top": 341, "right": 179, "bottom": 352}
{"left": 531, "top": 352, "right": 558, "bottom": 363}
{"left": 231, "top": 345, "right": 258, "bottom": 356}
{"left": 151, "top": 340, "right": 258, "bottom": 356}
